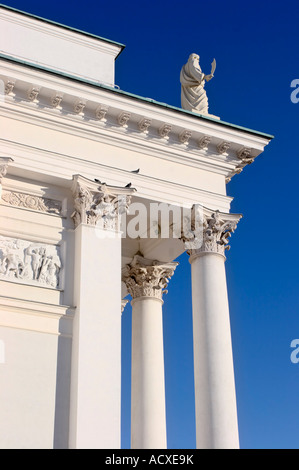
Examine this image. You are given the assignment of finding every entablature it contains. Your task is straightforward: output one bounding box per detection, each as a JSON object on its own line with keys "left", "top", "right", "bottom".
{"left": 0, "top": 57, "right": 272, "bottom": 185}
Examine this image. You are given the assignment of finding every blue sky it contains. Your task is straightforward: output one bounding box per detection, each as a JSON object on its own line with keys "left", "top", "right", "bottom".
{"left": 2, "top": 0, "right": 299, "bottom": 449}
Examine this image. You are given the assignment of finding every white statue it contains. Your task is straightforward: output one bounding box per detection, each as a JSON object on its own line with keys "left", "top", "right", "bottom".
{"left": 180, "top": 53, "right": 216, "bottom": 115}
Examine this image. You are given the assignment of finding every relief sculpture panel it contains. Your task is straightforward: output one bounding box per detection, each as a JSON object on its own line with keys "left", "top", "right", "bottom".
{"left": 0, "top": 236, "right": 62, "bottom": 288}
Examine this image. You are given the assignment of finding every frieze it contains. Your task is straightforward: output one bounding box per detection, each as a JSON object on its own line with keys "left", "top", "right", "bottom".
{"left": 1, "top": 189, "right": 62, "bottom": 215}
{"left": 0, "top": 236, "right": 62, "bottom": 288}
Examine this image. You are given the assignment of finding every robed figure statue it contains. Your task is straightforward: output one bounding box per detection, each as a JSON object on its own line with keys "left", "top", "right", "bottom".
{"left": 180, "top": 53, "right": 216, "bottom": 115}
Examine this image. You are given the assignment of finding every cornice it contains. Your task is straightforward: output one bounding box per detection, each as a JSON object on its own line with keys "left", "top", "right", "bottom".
{"left": 0, "top": 294, "right": 74, "bottom": 336}
{"left": 0, "top": 105, "right": 236, "bottom": 178}
{"left": 0, "top": 58, "right": 272, "bottom": 183}
{"left": 0, "top": 293, "right": 74, "bottom": 316}
{"left": 0, "top": 140, "right": 233, "bottom": 212}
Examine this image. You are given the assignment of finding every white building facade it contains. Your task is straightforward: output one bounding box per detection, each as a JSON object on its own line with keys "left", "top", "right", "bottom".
{"left": 0, "top": 5, "right": 272, "bottom": 449}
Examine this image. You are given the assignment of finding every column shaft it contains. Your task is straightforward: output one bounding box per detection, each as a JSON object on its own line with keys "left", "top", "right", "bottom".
{"left": 69, "top": 224, "right": 122, "bottom": 449}
{"left": 122, "top": 254, "right": 177, "bottom": 449}
{"left": 190, "top": 252, "right": 239, "bottom": 449}
{"left": 131, "top": 296, "right": 167, "bottom": 449}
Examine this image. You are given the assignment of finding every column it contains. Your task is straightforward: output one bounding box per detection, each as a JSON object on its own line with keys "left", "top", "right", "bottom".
{"left": 183, "top": 208, "right": 241, "bottom": 449}
{"left": 122, "top": 254, "right": 177, "bottom": 449}
{"left": 69, "top": 174, "right": 134, "bottom": 449}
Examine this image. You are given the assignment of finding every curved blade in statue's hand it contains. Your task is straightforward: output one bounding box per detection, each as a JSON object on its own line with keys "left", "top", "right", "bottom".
{"left": 211, "top": 59, "right": 216, "bottom": 76}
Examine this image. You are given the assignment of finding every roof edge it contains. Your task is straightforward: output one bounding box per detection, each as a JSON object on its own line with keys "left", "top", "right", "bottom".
{"left": 0, "top": 52, "right": 274, "bottom": 140}
{"left": 0, "top": 3, "right": 125, "bottom": 57}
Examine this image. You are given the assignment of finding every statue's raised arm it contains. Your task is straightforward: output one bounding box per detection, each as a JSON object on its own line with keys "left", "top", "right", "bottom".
{"left": 180, "top": 53, "right": 216, "bottom": 116}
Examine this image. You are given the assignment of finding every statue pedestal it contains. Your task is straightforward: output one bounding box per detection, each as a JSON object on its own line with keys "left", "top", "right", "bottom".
{"left": 206, "top": 113, "right": 221, "bottom": 120}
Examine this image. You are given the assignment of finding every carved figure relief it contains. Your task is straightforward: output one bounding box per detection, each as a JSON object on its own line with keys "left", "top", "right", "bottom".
{"left": 0, "top": 236, "right": 61, "bottom": 288}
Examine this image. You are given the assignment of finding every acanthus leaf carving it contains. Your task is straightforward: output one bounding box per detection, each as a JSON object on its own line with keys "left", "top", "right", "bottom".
{"left": 181, "top": 207, "right": 241, "bottom": 257}
{"left": 71, "top": 175, "right": 135, "bottom": 229}
{"left": 122, "top": 254, "right": 178, "bottom": 300}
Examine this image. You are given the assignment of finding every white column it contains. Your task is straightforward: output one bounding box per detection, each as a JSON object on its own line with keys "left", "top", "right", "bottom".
{"left": 69, "top": 175, "right": 134, "bottom": 449}
{"left": 184, "top": 209, "right": 241, "bottom": 449}
{"left": 122, "top": 255, "right": 177, "bottom": 449}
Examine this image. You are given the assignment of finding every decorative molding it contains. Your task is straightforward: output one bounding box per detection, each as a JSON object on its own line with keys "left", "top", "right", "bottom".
{"left": 122, "top": 254, "right": 178, "bottom": 300}
{"left": 225, "top": 165, "right": 243, "bottom": 183}
{"left": 4, "top": 80, "right": 15, "bottom": 96}
{"left": 1, "top": 189, "right": 62, "bottom": 215}
{"left": 226, "top": 147, "right": 254, "bottom": 182}
{"left": 27, "top": 86, "right": 40, "bottom": 102}
{"left": 0, "top": 295, "right": 74, "bottom": 337}
{"left": 138, "top": 118, "right": 151, "bottom": 133}
{"left": 73, "top": 99, "right": 86, "bottom": 115}
{"left": 0, "top": 235, "right": 61, "bottom": 288}
{"left": 118, "top": 111, "right": 131, "bottom": 127}
{"left": 0, "top": 141, "right": 233, "bottom": 211}
{"left": 237, "top": 147, "right": 254, "bottom": 164}
{"left": 217, "top": 141, "right": 230, "bottom": 154}
{"left": 0, "top": 64, "right": 271, "bottom": 188}
{"left": 158, "top": 124, "right": 172, "bottom": 139}
{"left": 181, "top": 207, "right": 242, "bottom": 257}
{"left": 71, "top": 174, "right": 136, "bottom": 229}
{"left": 95, "top": 104, "right": 109, "bottom": 121}
{"left": 198, "top": 135, "right": 211, "bottom": 150}
{"left": 50, "top": 93, "right": 63, "bottom": 109}
{"left": 0, "top": 157, "right": 14, "bottom": 184}
{"left": 179, "top": 130, "right": 192, "bottom": 145}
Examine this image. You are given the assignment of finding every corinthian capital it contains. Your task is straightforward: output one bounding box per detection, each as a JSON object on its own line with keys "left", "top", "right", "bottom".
{"left": 181, "top": 206, "right": 242, "bottom": 258}
{"left": 71, "top": 174, "right": 136, "bottom": 229}
{"left": 122, "top": 254, "right": 178, "bottom": 300}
